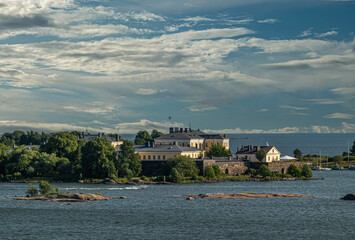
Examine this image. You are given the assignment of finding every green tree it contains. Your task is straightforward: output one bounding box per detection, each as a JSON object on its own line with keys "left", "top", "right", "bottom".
{"left": 117, "top": 140, "right": 142, "bottom": 178}
{"left": 293, "top": 148, "right": 302, "bottom": 160}
{"left": 301, "top": 165, "right": 313, "bottom": 178}
{"left": 166, "top": 156, "right": 199, "bottom": 179}
{"left": 206, "top": 144, "right": 232, "bottom": 157}
{"left": 204, "top": 165, "right": 216, "bottom": 179}
{"left": 39, "top": 181, "right": 53, "bottom": 195}
{"left": 212, "top": 165, "right": 222, "bottom": 176}
{"left": 42, "top": 132, "right": 78, "bottom": 160}
{"left": 81, "top": 137, "right": 117, "bottom": 179}
{"left": 258, "top": 164, "right": 272, "bottom": 178}
{"left": 151, "top": 129, "right": 164, "bottom": 139}
{"left": 350, "top": 141, "right": 355, "bottom": 156}
{"left": 255, "top": 150, "right": 266, "bottom": 163}
{"left": 170, "top": 167, "right": 183, "bottom": 183}
{"left": 134, "top": 131, "right": 152, "bottom": 145}
{"left": 287, "top": 164, "right": 302, "bottom": 178}
{"left": 26, "top": 183, "right": 38, "bottom": 197}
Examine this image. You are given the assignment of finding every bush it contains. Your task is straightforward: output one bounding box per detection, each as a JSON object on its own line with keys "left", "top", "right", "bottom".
{"left": 170, "top": 168, "right": 184, "bottom": 183}
{"left": 39, "top": 181, "right": 53, "bottom": 195}
{"left": 258, "top": 165, "right": 272, "bottom": 178}
{"left": 212, "top": 165, "right": 222, "bottom": 176}
{"left": 26, "top": 183, "right": 38, "bottom": 197}
{"left": 287, "top": 164, "right": 302, "bottom": 178}
{"left": 248, "top": 169, "right": 257, "bottom": 178}
{"left": 204, "top": 166, "right": 216, "bottom": 179}
{"left": 301, "top": 165, "right": 313, "bottom": 178}
{"left": 141, "top": 176, "right": 149, "bottom": 181}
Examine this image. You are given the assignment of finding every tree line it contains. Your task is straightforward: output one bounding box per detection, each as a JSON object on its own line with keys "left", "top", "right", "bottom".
{"left": 0, "top": 131, "right": 141, "bottom": 181}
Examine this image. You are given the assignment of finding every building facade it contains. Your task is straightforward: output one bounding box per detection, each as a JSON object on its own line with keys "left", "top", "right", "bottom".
{"left": 235, "top": 145, "right": 281, "bottom": 163}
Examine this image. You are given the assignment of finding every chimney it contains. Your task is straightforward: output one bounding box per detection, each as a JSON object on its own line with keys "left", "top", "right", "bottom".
{"left": 175, "top": 127, "right": 179, "bottom": 132}
{"left": 248, "top": 145, "right": 253, "bottom": 151}
{"left": 169, "top": 127, "right": 174, "bottom": 133}
{"left": 116, "top": 135, "right": 119, "bottom": 141}
{"left": 152, "top": 141, "right": 155, "bottom": 147}
{"left": 257, "top": 146, "right": 260, "bottom": 151}
{"left": 180, "top": 128, "right": 183, "bottom": 132}
{"left": 223, "top": 134, "right": 226, "bottom": 138}
{"left": 184, "top": 128, "right": 188, "bottom": 132}
{"left": 237, "top": 147, "right": 240, "bottom": 152}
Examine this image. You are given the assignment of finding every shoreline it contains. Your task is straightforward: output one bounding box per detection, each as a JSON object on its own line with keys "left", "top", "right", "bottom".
{"left": 2, "top": 177, "right": 323, "bottom": 185}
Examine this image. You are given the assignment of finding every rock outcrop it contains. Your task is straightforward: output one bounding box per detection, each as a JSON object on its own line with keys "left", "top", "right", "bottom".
{"left": 184, "top": 193, "right": 313, "bottom": 199}
{"left": 14, "top": 193, "right": 120, "bottom": 202}
{"left": 341, "top": 194, "right": 355, "bottom": 200}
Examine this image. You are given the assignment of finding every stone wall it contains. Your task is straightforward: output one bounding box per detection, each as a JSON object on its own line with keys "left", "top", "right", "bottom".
{"left": 250, "top": 161, "right": 304, "bottom": 173}
{"left": 202, "top": 160, "right": 249, "bottom": 176}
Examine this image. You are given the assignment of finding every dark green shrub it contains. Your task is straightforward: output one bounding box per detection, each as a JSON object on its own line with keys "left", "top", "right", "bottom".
{"left": 170, "top": 168, "right": 183, "bottom": 183}
{"left": 39, "top": 181, "right": 53, "bottom": 195}
{"left": 301, "top": 165, "right": 313, "bottom": 178}
{"left": 204, "top": 166, "right": 216, "bottom": 179}
{"left": 287, "top": 164, "right": 302, "bottom": 178}
{"left": 258, "top": 165, "right": 272, "bottom": 178}
{"left": 212, "top": 165, "right": 222, "bottom": 176}
{"left": 26, "top": 183, "right": 38, "bottom": 197}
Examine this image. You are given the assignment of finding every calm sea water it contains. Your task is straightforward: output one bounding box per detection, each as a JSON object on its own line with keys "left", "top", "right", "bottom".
{"left": 0, "top": 171, "right": 354, "bottom": 240}
{"left": 122, "top": 133, "right": 355, "bottom": 157}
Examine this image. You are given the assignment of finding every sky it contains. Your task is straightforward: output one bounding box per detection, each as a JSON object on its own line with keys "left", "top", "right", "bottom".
{"left": 0, "top": 0, "right": 354, "bottom": 134}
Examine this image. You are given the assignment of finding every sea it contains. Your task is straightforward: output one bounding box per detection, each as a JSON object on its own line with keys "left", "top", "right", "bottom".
{"left": 0, "top": 171, "right": 354, "bottom": 239}
{"left": 121, "top": 133, "right": 355, "bottom": 156}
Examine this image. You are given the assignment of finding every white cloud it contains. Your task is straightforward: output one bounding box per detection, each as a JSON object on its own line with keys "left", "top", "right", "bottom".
{"left": 135, "top": 88, "right": 158, "bottom": 95}
{"left": 114, "top": 119, "right": 184, "bottom": 134}
{"left": 203, "top": 126, "right": 301, "bottom": 134}
{"left": 182, "top": 16, "right": 215, "bottom": 22}
{"left": 257, "top": 19, "right": 278, "bottom": 24}
{"left": 299, "top": 29, "right": 313, "bottom": 37}
{"left": 317, "top": 31, "right": 338, "bottom": 38}
{"left": 257, "top": 108, "right": 269, "bottom": 112}
{"left": 323, "top": 113, "right": 354, "bottom": 119}
{"left": 305, "top": 98, "right": 344, "bottom": 104}
{"left": 312, "top": 122, "right": 355, "bottom": 133}
{"left": 331, "top": 87, "right": 355, "bottom": 95}
{"left": 280, "top": 105, "right": 308, "bottom": 110}
{"left": 189, "top": 106, "right": 218, "bottom": 112}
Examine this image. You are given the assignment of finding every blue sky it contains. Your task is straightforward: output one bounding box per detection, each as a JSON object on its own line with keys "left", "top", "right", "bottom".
{"left": 0, "top": 0, "right": 354, "bottom": 134}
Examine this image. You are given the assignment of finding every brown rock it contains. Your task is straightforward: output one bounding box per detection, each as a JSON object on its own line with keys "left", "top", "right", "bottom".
{"left": 184, "top": 193, "right": 312, "bottom": 199}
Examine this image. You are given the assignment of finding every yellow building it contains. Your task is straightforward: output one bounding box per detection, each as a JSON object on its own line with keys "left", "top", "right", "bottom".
{"left": 154, "top": 127, "right": 229, "bottom": 151}
{"left": 78, "top": 132, "right": 123, "bottom": 149}
{"left": 136, "top": 144, "right": 205, "bottom": 160}
{"left": 235, "top": 145, "right": 281, "bottom": 163}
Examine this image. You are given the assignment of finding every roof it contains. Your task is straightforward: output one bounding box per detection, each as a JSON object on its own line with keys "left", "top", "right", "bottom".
{"left": 155, "top": 131, "right": 204, "bottom": 140}
{"left": 236, "top": 146, "right": 274, "bottom": 155}
{"left": 155, "top": 130, "right": 228, "bottom": 141}
{"left": 135, "top": 144, "right": 203, "bottom": 153}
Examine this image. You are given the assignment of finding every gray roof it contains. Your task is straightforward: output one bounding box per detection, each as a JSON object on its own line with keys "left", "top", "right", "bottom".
{"left": 236, "top": 146, "right": 274, "bottom": 155}
{"left": 155, "top": 130, "right": 228, "bottom": 141}
{"left": 155, "top": 131, "right": 204, "bottom": 140}
{"left": 135, "top": 144, "right": 202, "bottom": 153}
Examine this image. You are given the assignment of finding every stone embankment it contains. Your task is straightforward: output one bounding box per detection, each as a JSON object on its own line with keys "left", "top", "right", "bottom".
{"left": 14, "top": 193, "right": 122, "bottom": 202}
{"left": 185, "top": 193, "right": 313, "bottom": 199}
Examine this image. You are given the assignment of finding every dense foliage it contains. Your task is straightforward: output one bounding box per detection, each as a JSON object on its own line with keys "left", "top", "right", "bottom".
{"left": 206, "top": 144, "right": 232, "bottom": 157}
{"left": 134, "top": 130, "right": 153, "bottom": 145}
{"left": 255, "top": 150, "right": 266, "bottom": 162}
{"left": 293, "top": 148, "right": 303, "bottom": 160}
{"left": 151, "top": 130, "right": 164, "bottom": 139}
{"left": 350, "top": 141, "right": 355, "bottom": 156}
{"left": 258, "top": 165, "right": 273, "bottom": 178}
{"left": 117, "top": 140, "right": 142, "bottom": 178}
{"left": 0, "top": 131, "right": 141, "bottom": 182}
{"left": 81, "top": 138, "right": 118, "bottom": 179}
{"left": 204, "top": 165, "right": 216, "bottom": 179}
{"left": 0, "top": 130, "right": 50, "bottom": 147}
{"left": 301, "top": 165, "right": 313, "bottom": 178}
{"left": 286, "top": 164, "right": 302, "bottom": 178}
{"left": 166, "top": 156, "right": 199, "bottom": 182}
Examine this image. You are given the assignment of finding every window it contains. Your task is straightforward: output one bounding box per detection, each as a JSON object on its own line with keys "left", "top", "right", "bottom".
{"left": 158, "top": 155, "right": 161, "bottom": 160}
{"left": 153, "top": 155, "right": 156, "bottom": 160}
{"left": 148, "top": 155, "right": 151, "bottom": 160}
{"left": 143, "top": 155, "right": 146, "bottom": 160}
{"left": 163, "top": 155, "right": 165, "bottom": 159}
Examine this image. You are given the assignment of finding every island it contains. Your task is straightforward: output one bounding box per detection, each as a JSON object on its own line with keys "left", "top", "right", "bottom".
{"left": 14, "top": 193, "right": 121, "bottom": 202}
{"left": 184, "top": 193, "right": 313, "bottom": 199}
